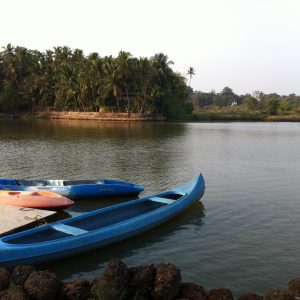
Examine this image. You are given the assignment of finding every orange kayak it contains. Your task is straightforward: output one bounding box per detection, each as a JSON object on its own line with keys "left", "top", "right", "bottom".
{"left": 0, "top": 190, "right": 74, "bottom": 211}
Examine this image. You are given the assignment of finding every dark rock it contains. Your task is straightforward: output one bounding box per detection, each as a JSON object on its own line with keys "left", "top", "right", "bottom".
{"left": 91, "top": 258, "right": 130, "bottom": 300}
{"left": 0, "top": 268, "right": 10, "bottom": 291}
{"left": 152, "top": 263, "right": 181, "bottom": 300}
{"left": 263, "top": 289, "right": 294, "bottom": 300}
{"left": 129, "top": 264, "right": 155, "bottom": 298}
{"left": 239, "top": 293, "right": 263, "bottom": 300}
{"left": 178, "top": 282, "right": 206, "bottom": 300}
{"left": 0, "top": 287, "right": 28, "bottom": 300}
{"left": 24, "top": 270, "right": 61, "bottom": 300}
{"left": 10, "top": 265, "right": 36, "bottom": 288}
{"left": 59, "top": 278, "right": 91, "bottom": 300}
{"left": 207, "top": 288, "right": 233, "bottom": 300}
{"left": 288, "top": 278, "right": 300, "bottom": 298}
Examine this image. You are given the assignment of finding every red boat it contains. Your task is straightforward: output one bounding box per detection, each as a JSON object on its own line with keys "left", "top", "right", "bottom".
{"left": 0, "top": 190, "right": 74, "bottom": 211}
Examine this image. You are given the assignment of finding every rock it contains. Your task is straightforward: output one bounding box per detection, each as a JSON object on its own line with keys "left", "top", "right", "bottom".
{"left": 24, "top": 270, "right": 61, "bottom": 300}
{"left": 0, "top": 287, "right": 28, "bottom": 299}
{"left": 0, "top": 268, "right": 10, "bottom": 291}
{"left": 152, "top": 263, "right": 181, "bottom": 300}
{"left": 263, "top": 289, "right": 294, "bottom": 300}
{"left": 129, "top": 264, "right": 155, "bottom": 298}
{"left": 178, "top": 282, "right": 206, "bottom": 300}
{"left": 288, "top": 278, "right": 300, "bottom": 298}
{"left": 207, "top": 288, "right": 233, "bottom": 300}
{"left": 10, "top": 265, "right": 36, "bottom": 287}
{"left": 59, "top": 278, "right": 91, "bottom": 300}
{"left": 239, "top": 293, "right": 263, "bottom": 300}
{"left": 91, "top": 258, "right": 130, "bottom": 299}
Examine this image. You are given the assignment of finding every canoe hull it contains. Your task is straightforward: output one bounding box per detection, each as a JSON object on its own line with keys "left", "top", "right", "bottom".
{"left": 0, "top": 178, "right": 144, "bottom": 199}
{"left": 0, "top": 174, "right": 205, "bottom": 267}
{"left": 0, "top": 191, "right": 74, "bottom": 211}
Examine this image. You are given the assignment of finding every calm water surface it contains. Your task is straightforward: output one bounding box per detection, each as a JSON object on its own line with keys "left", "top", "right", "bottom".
{"left": 0, "top": 119, "right": 300, "bottom": 296}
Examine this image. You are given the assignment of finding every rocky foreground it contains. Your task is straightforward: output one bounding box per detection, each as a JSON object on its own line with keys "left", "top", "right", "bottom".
{"left": 0, "top": 259, "right": 300, "bottom": 300}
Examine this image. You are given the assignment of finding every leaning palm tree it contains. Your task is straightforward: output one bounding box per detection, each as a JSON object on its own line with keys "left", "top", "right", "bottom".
{"left": 187, "top": 67, "right": 195, "bottom": 88}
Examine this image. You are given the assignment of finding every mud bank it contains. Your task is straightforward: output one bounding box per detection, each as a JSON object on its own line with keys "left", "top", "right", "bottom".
{"left": 39, "top": 112, "right": 167, "bottom": 122}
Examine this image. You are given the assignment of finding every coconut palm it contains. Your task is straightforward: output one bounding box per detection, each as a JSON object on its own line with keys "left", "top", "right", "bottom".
{"left": 117, "top": 51, "right": 131, "bottom": 113}
{"left": 187, "top": 67, "right": 195, "bottom": 88}
{"left": 0, "top": 45, "right": 192, "bottom": 117}
{"left": 103, "top": 56, "right": 121, "bottom": 112}
{"left": 151, "top": 53, "right": 174, "bottom": 88}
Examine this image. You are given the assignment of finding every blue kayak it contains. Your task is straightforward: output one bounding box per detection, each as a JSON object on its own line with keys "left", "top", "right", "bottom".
{"left": 0, "top": 174, "right": 205, "bottom": 267}
{"left": 0, "top": 178, "right": 144, "bottom": 199}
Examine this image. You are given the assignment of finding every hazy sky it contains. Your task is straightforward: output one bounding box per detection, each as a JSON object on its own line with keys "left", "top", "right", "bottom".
{"left": 1, "top": 0, "right": 300, "bottom": 95}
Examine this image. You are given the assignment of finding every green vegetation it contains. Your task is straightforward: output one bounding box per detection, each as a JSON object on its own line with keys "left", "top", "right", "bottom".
{"left": 2, "top": 44, "right": 300, "bottom": 122}
{"left": 0, "top": 44, "right": 191, "bottom": 118}
{"left": 192, "top": 88, "right": 300, "bottom": 121}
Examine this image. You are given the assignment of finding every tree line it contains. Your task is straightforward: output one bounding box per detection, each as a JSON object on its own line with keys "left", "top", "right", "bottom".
{"left": 193, "top": 87, "right": 300, "bottom": 115}
{"left": 0, "top": 44, "right": 193, "bottom": 118}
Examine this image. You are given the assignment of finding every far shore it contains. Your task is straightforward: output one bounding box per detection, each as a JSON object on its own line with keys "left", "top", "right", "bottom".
{"left": 2, "top": 111, "right": 300, "bottom": 122}
{"left": 186, "top": 110, "right": 300, "bottom": 122}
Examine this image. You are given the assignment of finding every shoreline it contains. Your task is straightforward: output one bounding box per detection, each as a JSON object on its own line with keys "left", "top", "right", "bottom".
{"left": 2, "top": 111, "right": 300, "bottom": 122}
{"left": 0, "top": 259, "right": 299, "bottom": 299}
{"left": 187, "top": 111, "right": 300, "bottom": 122}
{"left": 41, "top": 112, "right": 167, "bottom": 122}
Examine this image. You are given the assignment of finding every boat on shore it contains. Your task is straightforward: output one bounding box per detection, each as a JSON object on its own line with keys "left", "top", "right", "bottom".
{"left": 0, "top": 178, "right": 144, "bottom": 199}
{"left": 0, "top": 190, "right": 73, "bottom": 211}
{"left": 0, "top": 174, "right": 205, "bottom": 267}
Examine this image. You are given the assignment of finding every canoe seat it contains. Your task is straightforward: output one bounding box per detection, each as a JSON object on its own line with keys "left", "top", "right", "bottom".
{"left": 47, "top": 180, "right": 64, "bottom": 186}
{"left": 149, "top": 197, "right": 175, "bottom": 205}
{"left": 50, "top": 224, "right": 88, "bottom": 236}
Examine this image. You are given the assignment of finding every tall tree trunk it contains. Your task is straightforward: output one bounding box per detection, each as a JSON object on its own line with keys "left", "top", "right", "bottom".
{"left": 116, "top": 94, "right": 120, "bottom": 112}
{"left": 126, "top": 85, "right": 130, "bottom": 116}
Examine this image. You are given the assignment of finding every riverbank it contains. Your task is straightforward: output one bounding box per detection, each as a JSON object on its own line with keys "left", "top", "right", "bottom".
{"left": 43, "top": 110, "right": 300, "bottom": 122}
{"left": 40, "top": 112, "right": 167, "bottom": 121}
{"left": 188, "top": 110, "right": 300, "bottom": 122}
{"left": 2, "top": 110, "right": 300, "bottom": 122}
{"left": 0, "top": 112, "right": 167, "bottom": 122}
{"left": 0, "top": 259, "right": 299, "bottom": 299}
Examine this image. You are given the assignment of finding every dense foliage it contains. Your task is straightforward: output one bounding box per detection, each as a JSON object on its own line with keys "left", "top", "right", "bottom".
{"left": 192, "top": 87, "right": 300, "bottom": 115}
{"left": 0, "top": 44, "right": 192, "bottom": 118}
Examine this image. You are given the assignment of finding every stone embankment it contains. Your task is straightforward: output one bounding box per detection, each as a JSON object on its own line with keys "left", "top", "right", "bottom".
{"left": 0, "top": 259, "right": 300, "bottom": 299}
{"left": 44, "top": 112, "right": 167, "bottom": 121}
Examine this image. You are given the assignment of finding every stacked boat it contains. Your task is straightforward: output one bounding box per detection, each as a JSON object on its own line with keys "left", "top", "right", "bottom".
{"left": 0, "top": 174, "right": 205, "bottom": 267}
{"left": 0, "top": 190, "right": 73, "bottom": 211}
{"left": 0, "top": 177, "right": 144, "bottom": 211}
{"left": 0, "top": 177, "right": 144, "bottom": 199}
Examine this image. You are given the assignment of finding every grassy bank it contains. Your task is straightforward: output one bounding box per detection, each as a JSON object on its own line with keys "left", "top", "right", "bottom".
{"left": 183, "top": 109, "right": 300, "bottom": 122}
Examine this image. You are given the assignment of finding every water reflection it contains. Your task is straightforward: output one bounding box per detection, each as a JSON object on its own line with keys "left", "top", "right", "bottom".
{"left": 0, "top": 119, "right": 186, "bottom": 140}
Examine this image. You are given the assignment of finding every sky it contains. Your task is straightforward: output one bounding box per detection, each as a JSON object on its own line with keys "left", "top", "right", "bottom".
{"left": 1, "top": 0, "right": 300, "bottom": 95}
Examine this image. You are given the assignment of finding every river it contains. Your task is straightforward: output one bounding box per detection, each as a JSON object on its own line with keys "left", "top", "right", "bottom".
{"left": 0, "top": 119, "right": 300, "bottom": 295}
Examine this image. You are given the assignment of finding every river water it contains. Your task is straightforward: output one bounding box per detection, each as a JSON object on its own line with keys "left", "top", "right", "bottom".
{"left": 0, "top": 119, "right": 300, "bottom": 296}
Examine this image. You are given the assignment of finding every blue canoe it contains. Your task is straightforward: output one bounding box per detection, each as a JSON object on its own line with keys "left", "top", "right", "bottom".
{"left": 0, "top": 174, "right": 205, "bottom": 267}
{"left": 0, "top": 178, "right": 144, "bottom": 199}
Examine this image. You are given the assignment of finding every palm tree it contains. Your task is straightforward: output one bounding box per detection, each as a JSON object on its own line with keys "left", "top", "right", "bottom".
{"left": 136, "top": 57, "right": 153, "bottom": 113}
{"left": 117, "top": 51, "right": 131, "bottom": 113}
{"left": 187, "top": 67, "right": 195, "bottom": 88}
{"left": 103, "top": 56, "right": 121, "bottom": 112}
{"left": 151, "top": 53, "right": 174, "bottom": 88}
